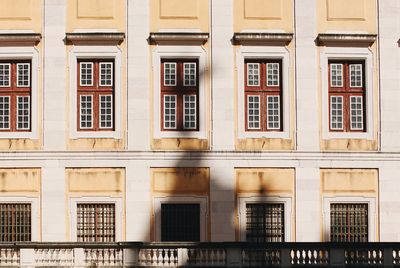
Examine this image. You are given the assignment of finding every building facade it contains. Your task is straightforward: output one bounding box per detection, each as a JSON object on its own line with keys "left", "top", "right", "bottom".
{"left": 0, "top": 0, "right": 399, "bottom": 248}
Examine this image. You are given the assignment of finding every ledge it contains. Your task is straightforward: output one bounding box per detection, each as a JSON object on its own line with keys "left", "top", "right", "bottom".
{"left": 0, "top": 33, "right": 41, "bottom": 45}
{"left": 148, "top": 32, "right": 209, "bottom": 45}
{"left": 65, "top": 32, "right": 125, "bottom": 44}
{"left": 232, "top": 32, "right": 293, "bottom": 46}
{"left": 317, "top": 33, "right": 377, "bottom": 47}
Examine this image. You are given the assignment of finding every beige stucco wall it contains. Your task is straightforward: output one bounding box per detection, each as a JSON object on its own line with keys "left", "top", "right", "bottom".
{"left": 66, "top": 0, "right": 125, "bottom": 32}
{"left": 234, "top": 0, "right": 293, "bottom": 32}
{"left": 150, "top": 0, "right": 209, "bottom": 32}
{"left": 0, "top": 168, "right": 41, "bottom": 195}
{"left": 235, "top": 168, "right": 295, "bottom": 240}
{"left": 0, "top": 0, "right": 42, "bottom": 32}
{"left": 317, "top": 0, "right": 377, "bottom": 33}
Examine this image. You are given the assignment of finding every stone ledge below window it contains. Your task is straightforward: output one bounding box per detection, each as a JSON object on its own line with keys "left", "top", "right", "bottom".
{"left": 317, "top": 33, "right": 377, "bottom": 47}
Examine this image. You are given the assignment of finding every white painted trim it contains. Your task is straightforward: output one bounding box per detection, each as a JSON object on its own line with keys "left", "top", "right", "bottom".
{"left": 69, "top": 196, "right": 123, "bottom": 242}
{"left": 152, "top": 46, "right": 207, "bottom": 139}
{"left": 0, "top": 96, "right": 11, "bottom": 130}
{"left": 183, "top": 62, "right": 197, "bottom": 87}
{"left": 322, "top": 196, "right": 376, "bottom": 242}
{"left": 69, "top": 46, "right": 122, "bottom": 139}
{"left": 0, "top": 63, "right": 11, "bottom": 87}
{"left": 266, "top": 62, "right": 280, "bottom": 87}
{"left": 350, "top": 96, "right": 364, "bottom": 130}
{"left": 238, "top": 196, "right": 292, "bottom": 242}
{"left": 16, "top": 63, "right": 30, "bottom": 87}
{"left": 320, "top": 47, "right": 374, "bottom": 140}
{"left": 99, "top": 62, "right": 113, "bottom": 87}
{"left": 236, "top": 46, "right": 291, "bottom": 139}
{"left": 0, "top": 196, "right": 40, "bottom": 242}
{"left": 349, "top": 64, "right": 363, "bottom": 88}
{"left": 247, "top": 95, "right": 261, "bottom": 130}
{"left": 246, "top": 63, "right": 260, "bottom": 87}
{"left": 153, "top": 196, "right": 208, "bottom": 242}
{"left": 330, "top": 95, "right": 344, "bottom": 130}
{"left": 79, "top": 62, "right": 93, "bottom": 87}
{"left": 16, "top": 96, "right": 30, "bottom": 130}
{"left": 0, "top": 47, "right": 39, "bottom": 139}
{"left": 329, "top": 63, "right": 343, "bottom": 87}
{"left": 98, "top": 94, "right": 113, "bottom": 129}
{"left": 267, "top": 95, "right": 281, "bottom": 130}
{"left": 163, "top": 94, "right": 177, "bottom": 130}
{"left": 79, "top": 94, "right": 93, "bottom": 129}
{"left": 183, "top": 94, "right": 197, "bottom": 130}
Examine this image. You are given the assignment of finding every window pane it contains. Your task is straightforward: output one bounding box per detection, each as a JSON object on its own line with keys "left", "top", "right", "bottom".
{"left": 247, "top": 63, "right": 260, "bottom": 86}
{"left": 247, "top": 95, "right": 260, "bottom": 129}
{"left": 77, "top": 203, "right": 115, "bottom": 242}
{"left": 161, "top": 204, "right": 200, "bottom": 242}
{"left": 164, "top": 62, "right": 176, "bottom": 86}
{"left": 183, "top": 63, "right": 196, "bottom": 86}
{"left": 0, "top": 64, "right": 10, "bottom": 87}
{"left": 267, "top": 95, "right": 280, "bottom": 130}
{"left": 17, "top": 63, "right": 30, "bottom": 87}
{"left": 350, "top": 64, "right": 363, "bottom": 87}
{"left": 266, "top": 63, "right": 279, "bottom": 86}
{"left": 350, "top": 96, "right": 364, "bottom": 130}
{"left": 99, "top": 62, "right": 113, "bottom": 86}
{"left": 163, "top": 95, "right": 176, "bottom": 129}
{"left": 0, "top": 96, "right": 10, "bottom": 130}
{"left": 99, "top": 95, "right": 113, "bottom": 129}
{"left": 0, "top": 203, "right": 31, "bottom": 242}
{"left": 16, "top": 96, "right": 30, "bottom": 130}
{"left": 183, "top": 95, "right": 196, "bottom": 129}
{"left": 330, "top": 96, "right": 343, "bottom": 130}
{"left": 80, "top": 62, "right": 93, "bottom": 86}
{"left": 246, "top": 203, "right": 285, "bottom": 243}
{"left": 330, "top": 203, "right": 368, "bottom": 242}
{"left": 330, "top": 64, "right": 343, "bottom": 87}
{"left": 80, "top": 95, "right": 93, "bottom": 129}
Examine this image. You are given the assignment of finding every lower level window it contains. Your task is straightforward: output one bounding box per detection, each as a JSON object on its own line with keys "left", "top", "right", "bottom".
{"left": 330, "top": 203, "right": 368, "bottom": 242}
{"left": 0, "top": 203, "right": 31, "bottom": 242}
{"left": 161, "top": 203, "right": 200, "bottom": 242}
{"left": 246, "top": 203, "right": 285, "bottom": 242}
{"left": 77, "top": 203, "right": 115, "bottom": 242}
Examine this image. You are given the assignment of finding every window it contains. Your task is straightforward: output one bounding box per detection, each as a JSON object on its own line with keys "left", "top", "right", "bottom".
{"left": 330, "top": 203, "right": 368, "bottom": 242}
{"left": 246, "top": 203, "right": 285, "bottom": 242}
{"left": 77, "top": 60, "right": 114, "bottom": 131}
{"left": 77, "top": 203, "right": 115, "bottom": 242}
{"left": 329, "top": 61, "right": 365, "bottom": 132}
{"left": 0, "top": 61, "right": 31, "bottom": 132}
{"left": 161, "top": 203, "right": 200, "bottom": 242}
{"left": 245, "top": 60, "right": 282, "bottom": 131}
{"left": 0, "top": 203, "right": 31, "bottom": 242}
{"left": 161, "top": 59, "right": 199, "bottom": 131}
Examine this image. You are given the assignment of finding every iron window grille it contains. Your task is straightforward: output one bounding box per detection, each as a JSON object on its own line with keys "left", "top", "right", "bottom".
{"left": 0, "top": 203, "right": 31, "bottom": 242}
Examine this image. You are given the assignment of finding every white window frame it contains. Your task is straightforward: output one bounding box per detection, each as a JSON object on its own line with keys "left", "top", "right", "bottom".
{"left": 153, "top": 196, "right": 208, "bottom": 242}
{"left": 69, "top": 196, "right": 123, "bottom": 242}
{"left": 16, "top": 95, "right": 30, "bottom": 130}
{"left": 350, "top": 96, "right": 364, "bottom": 130}
{"left": 237, "top": 46, "right": 291, "bottom": 139}
{"left": 79, "top": 94, "right": 93, "bottom": 129}
{"left": 238, "top": 196, "right": 292, "bottom": 242}
{"left": 0, "top": 196, "right": 39, "bottom": 242}
{"left": 247, "top": 95, "right": 261, "bottom": 130}
{"left": 69, "top": 46, "right": 122, "bottom": 139}
{"left": 183, "top": 94, "right": 197, "bottom": 130}
{"left": 330, "top": 95, "right": 344, "bottom": 130}
{"left": 321, "top": 47, "right": 374, "bottom": 140}
{"left": 267, "top": 95, "right": 281, "bottom": 130}
{"left": 349, "top": 63, "right": 363, "bottom": 88}
{"left": 163, "top": 94, "right": 177, "bottom": 130}
{"left": 79, "top": 62, "right": 94, "bottom": 87}
{"left": 98, "top": 94, "right": 113, "bottom": 129}
{"left": 99, "top": 62, "right": 113, "bottom": 87}
{"left": 247, "top": 63, "right": 260, "bottom": 87}
{"left": 329, "top": 63, "right": 343, "bottom": 87}
{"left": 266, "top": 62, "right": 280, "bottom": 87}
{"left": 0, "top": 47, "right": 39, "bottom": 139}
{"left": 16, "top": 63, "right": 30, "bottom": 88}
{"left": 0, "top": 63, "right": 11, "bottom": 87}
{"left": 163, "top": 62, "right": 177, "bottom": 86}
{"left": 322, "top": 196, "right": 376, "bottom": 242}
{"left": 152, "top": 46, "right": 207, "bottom": 139}
{"left": 0, "top": 96, "right": 10, "bottom": 130}
{"left": 183, "top": 62, "right": 197, "bottom": 87}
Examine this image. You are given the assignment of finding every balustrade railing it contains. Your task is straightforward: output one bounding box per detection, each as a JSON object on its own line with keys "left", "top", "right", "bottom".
{"left": 0, "top": 242, "right": 400, "bottom": 267}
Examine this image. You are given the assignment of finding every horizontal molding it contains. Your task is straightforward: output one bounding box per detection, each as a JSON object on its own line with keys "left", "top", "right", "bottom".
{"left": 0, "top": 151, "right": 399, "bottom": 163}
{"left": 148, "top": 32, "right": 209, "bottom": 45}
{"left": 65, "top": 32, "right": 125, "bottom": 44}
{"left": 0, "top": 33, "right": 41, "bottom": 45}
{"left": 317, "top": 33, "right": 377, "bottom": 46}
{"left": 232, "top": 32, "right": 293, "bottom": 46}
